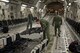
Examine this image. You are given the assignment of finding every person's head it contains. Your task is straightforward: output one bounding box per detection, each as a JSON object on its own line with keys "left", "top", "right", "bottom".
{"left": 55, "top": 10, "right": 59, "bottom": 16}
{"left": 55, "top": 11, "right": 58, "bottom": 15}
{"left": 56, "top": 11, "right": 60, "bottom": 16}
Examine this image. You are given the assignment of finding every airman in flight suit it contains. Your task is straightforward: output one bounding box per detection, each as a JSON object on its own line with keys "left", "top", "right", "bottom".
{"left": 27, "top": 14, "right": 33, "bottom": 34}
{"left": 52, "top": 11, "right": 62, "bottom": 37}
{"left": 27, "top": 14, "right": 33, "bottom": 29}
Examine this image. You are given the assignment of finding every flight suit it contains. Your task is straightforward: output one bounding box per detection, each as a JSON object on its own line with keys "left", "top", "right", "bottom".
{"left": 27, "top": 14, "right": 33, "bottom": 31}
{"left": 52, "top": 15, "right": 62, "bottom": 37}
{"left": 40, "top": 19, "right": 50, "bottom": 41}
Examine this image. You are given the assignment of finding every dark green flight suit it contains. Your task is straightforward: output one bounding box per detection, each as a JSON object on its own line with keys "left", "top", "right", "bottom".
{"left": 27, "top": 14, "right": 33, "bottom": 30}
{"left": 52, "top": 15, "right": 62, "bottom": 37}
{"left": 40, "top": 19, "right": 50, "bottom": 41}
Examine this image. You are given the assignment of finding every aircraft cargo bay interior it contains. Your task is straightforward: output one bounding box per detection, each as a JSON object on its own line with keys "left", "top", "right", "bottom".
{"left": 0, "top": 0, "right": 80, "bottom": 53}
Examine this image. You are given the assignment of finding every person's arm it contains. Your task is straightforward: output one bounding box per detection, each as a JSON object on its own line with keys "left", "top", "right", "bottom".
{"left": 59, "top": 16, "right": 62, "bottom": 25}
{"left": 61, "top": 18, "right": 62, "bottom": 25}
{"left": 27, "top": 14, "right": 30, "bottom": 21}
{"left": 32, "top": 15, "right": 34, "bottom": 21}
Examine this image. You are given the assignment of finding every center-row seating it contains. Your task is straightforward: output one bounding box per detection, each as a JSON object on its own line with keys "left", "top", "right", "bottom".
{"left": 0, "top": 18, "right": 28, "bottom": 33}
{"left": 0, "top": 33, "right": 25, "bottom": 53}
{"left": 31, "top": 39, "right": 49, "bottom": 53}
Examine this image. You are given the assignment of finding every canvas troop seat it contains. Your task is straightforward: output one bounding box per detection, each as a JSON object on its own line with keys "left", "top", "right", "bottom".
{"left": 0, "top": 39, "right": 4, "bottom": 53}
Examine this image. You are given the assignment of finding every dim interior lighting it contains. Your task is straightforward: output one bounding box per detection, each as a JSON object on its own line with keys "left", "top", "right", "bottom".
{"left": 1, "top": 0, "right": 9, "bottom": 2}
{"left": 67, "top": 6, "right": 68, "bottom": 8}
{"left": 43, "top": 5, "right": 46, "bottom": 9}
{"left": 69, "top": 3, "right": 71, "bottom": 5}
{"left": 31, "top": 7, "right": 34, "bottom": 9}
{"left": 30, "top": 7, "right": 34, "bottom": 11}
{"left": 41, "top": 9, "right": 43, "bottom": 12}
{"left": 61, "top": 0, "right": 64, "bottom": 1}
{"left": 44, "top": 5, "right": 46, "bottom": 7}
{"left": 39, "top": 9, "right": 42, "bottom": 12}
{"left": 30, "top": 7, "right": 34, "bottom": 12}
{"left": 21, "top": 4, "right": 27, "bottom": 11}
{"left": 39, "top": 0, "right": 41, "bottom": 2}
{"left": 39, "top": 9, "right": 41, "bottom": 11}
{"left": 22, "top": 4, "right": 27, "bottom": 7}
{"left": 74, "top": 1, "right": 78, "bottom": 2}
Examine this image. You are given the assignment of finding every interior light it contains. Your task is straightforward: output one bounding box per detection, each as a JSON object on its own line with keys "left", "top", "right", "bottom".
{"left": 61, "top": 0, "right": 64, "bottom": 1}
{"left": 1, "top": 0, "right": 9, "bottom": 2}
{"left": 21, "top": 4, "right": 27, "bottom": 11}
{"left": 22, "top": 4, "right": 27, "bottom": 7}
{"left": 31, "top": 7, "right": 34, "bottom": 9}
{"left": 39, "top": 0, "right": 41, "bottom": 2}
{"left": 69, "top": 3, "right": 71, "bottom": 6}
{"left": 74, "top": 1, "right": 77, "bottom": 2}
{"left": 67, "top": 6, "right": 68, "bottom": 8}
